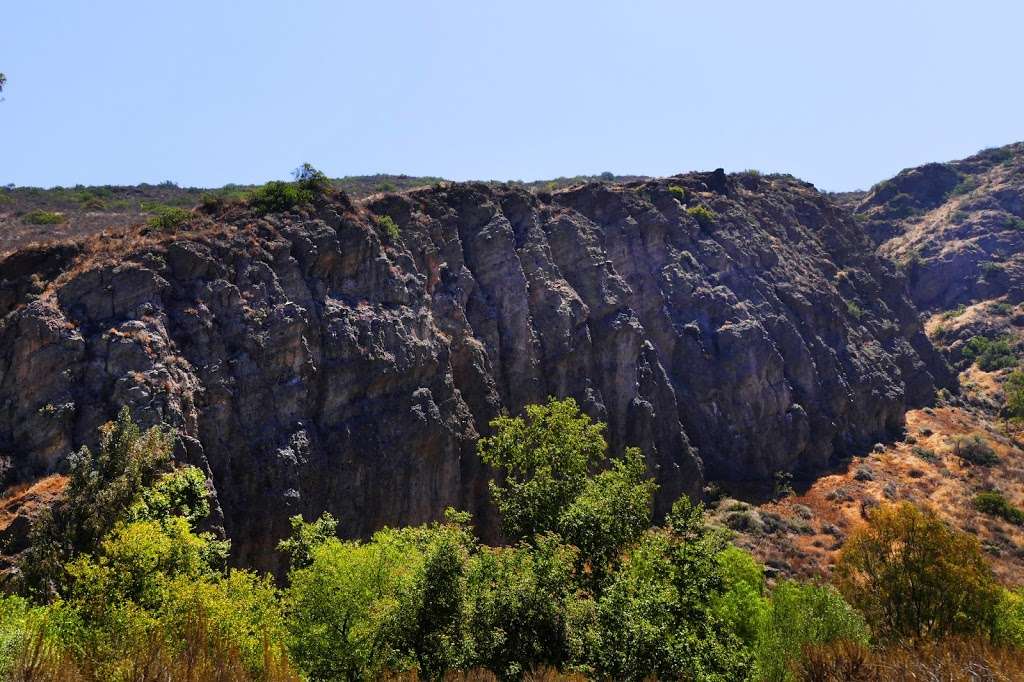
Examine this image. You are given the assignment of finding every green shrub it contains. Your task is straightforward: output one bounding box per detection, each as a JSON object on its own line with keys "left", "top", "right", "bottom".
{"left": 667, "top": 185, "right": 687, "bottom": 201}
{"left": 995, "top": 588, "right": 1024, "bottom": 648}
{"left": 974, "top": 491, "right": 1024, "bottom": 525}
{"left": 912, "top": 446, "right": 937, "bottom": 462}
{"left": 22, "top": 210, "right": 66, "bottom": 225}
{"left": 687, "top": 204, "right": 716, "bottom": 227}
{"left": 0, "top": 595, "right": 33, "bottom": 678}
{"left": 951, "top": 176, "right": 979, "bottom": 196}
{"left": 754, "top": 581, "right": 870, "bottom": 682}
{"left": 962, "top": 335, "right": 1016, "bottom": 371}
{"left": 293, "top": 163, "right": 331, "bottom": 197}
{"left": 147, "top": 206, "right": 192, "bottom": 231}
{"left": 952, "top": 434, "right": 1000, "bottom": 466}
{"left": 712, "top": 547, "right": 768, "bottom": 647}
{"left": 249, "top": 181, "right": 311, "bottom": 215}
{"left": 846, "top": 300, "right": 865, "bottom": 320}
{"left": 374, "top": 214, "right": 400, "bottom": 241}
{"left": 979, "top": 261, "right": 1005, "bottom": 279}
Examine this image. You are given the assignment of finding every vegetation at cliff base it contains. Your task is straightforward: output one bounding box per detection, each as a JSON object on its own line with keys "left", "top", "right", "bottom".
{"left": 1, "top": 400, "right": 1023, "bottom": 680}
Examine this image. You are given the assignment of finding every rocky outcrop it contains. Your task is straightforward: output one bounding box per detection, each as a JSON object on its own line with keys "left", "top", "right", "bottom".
{"left": 857, "top": 142, "right": 1024, "bottom": 310}
{"left": 0, "top": 173, "right": 947, "bottom": 572}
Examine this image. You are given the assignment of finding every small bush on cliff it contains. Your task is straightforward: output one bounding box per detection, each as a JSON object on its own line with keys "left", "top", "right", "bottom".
{"left": 951, "top": 433, "right": 1000, "bottom": 466}
{"left": 375, "top": 214, "right": 400, "bottom": 241}
{"left": 686, "top": 204, "right": 716, "bottom": 227}
{"left": 293, "top": 162, "right": 331, "bottom": 197}
{"left": 835, "top": 502, "right": 1001, "bottom": 642}
{"left": 667, "top": 184, "right": 687, "bottom": 201}
{"left": 249, "top": 181, "right": 311, "bottom": 215}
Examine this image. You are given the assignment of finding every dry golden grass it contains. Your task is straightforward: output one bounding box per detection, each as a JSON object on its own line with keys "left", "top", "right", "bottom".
{"left": 6, "top": 618, "right": 300, "bottom": 682}
{"left": 730, "top": 400, "right": 1024, "bottom": 586}
{"left": 797, "top": 637, "right": 1024, "bottom": 682}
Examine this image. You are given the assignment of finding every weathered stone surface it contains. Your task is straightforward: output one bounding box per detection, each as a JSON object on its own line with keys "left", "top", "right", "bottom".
{"left": 858, "top": 142, "right": 1024, "bottom": 311}
{"left": 0, "top": 173, "right": 948, "bottom": 572}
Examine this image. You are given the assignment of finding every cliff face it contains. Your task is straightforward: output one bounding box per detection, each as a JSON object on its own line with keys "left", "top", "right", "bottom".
{"left": 0, "top": 172, "right": 947, "bottom": 572}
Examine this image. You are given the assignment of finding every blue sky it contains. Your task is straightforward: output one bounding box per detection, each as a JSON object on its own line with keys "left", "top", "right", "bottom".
{"left": 2, "top": 1, "right": 1022, "bottom": 190}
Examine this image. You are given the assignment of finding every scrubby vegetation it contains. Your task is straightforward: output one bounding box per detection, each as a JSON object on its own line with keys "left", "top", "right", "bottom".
{"left": 962, "top": 335, "right": 1017, "bottom": 371}
{"left": 686, "top": 204, "right": 716, "bottom": 227}
{"left": 2, "top": 400, "right": 1023, "bottom": 680}
{"left": 974, "top": 490, "right": 1024, "bottom": 526}
{"left": 147, "top": 206, "right": 192, "bottom": 231}
{"left": 21, "top": 209, "right": 66, "bottom": 225}
{"left": 375, "top": 214, "right": 401, "bottom": 241}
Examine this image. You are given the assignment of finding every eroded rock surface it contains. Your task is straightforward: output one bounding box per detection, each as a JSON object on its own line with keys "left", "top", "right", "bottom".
{"left": 0, "top": 173, "right": 947, "bottom": 571}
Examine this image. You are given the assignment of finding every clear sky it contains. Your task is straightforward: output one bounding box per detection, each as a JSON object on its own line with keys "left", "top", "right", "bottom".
{"left": 2, "top": 1, "right": 1022, "bottom": 191}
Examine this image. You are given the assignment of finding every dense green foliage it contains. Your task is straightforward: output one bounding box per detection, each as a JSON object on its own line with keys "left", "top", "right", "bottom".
{"left": 374, "top": 214, "right": 401, "bottom": 241}
{"left": 4, "top": 399, "right": 1023, "bottom": 680}
{"left": 147, "top": 205, "right": 192, "bottom": 230}
{"left": 687, "top": 204, "right": 716, "bottom": 226}
{"left": 962, "top": 335, "right": 1017, "bottom": 371}
{"left": 249, "top": 181, "right": 312, "bottom": 215}
{"left": 974, "top": 490, "right": 1024, "bottom": 525}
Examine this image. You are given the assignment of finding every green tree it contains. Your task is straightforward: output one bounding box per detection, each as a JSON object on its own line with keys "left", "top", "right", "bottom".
{"left": 284, "top": 529, "right": 422, "bottom": 681}
{"left": 1003, "top": 369, "right": 1024, "bottom": 426}
{"left": 835, "top": 502, "right": 1002, "bottom": 642}
{"left": 557, "top": 446, "right": 656, "bottom": 587}
{"left": 462, "top": 534, "right": 580, "bottom": 679}
{"left": 20, "top": 407, "right": 177, "bottom": 597}
{"left": 578, "top": 500, "right": 753, "bottom": 681}
{"left": 277, "top": 512, "right": 338, "bottom": 570}
{"left": 392, "top": 513, "right": 476, "bottom": 679}
{"left": 753, "top": 581, "right": 869, "bottom": 682}
{"left": 477, "top": 397, "right": 610, "bottom": 542}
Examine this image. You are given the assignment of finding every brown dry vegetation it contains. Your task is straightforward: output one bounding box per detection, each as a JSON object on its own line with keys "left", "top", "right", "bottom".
{"left": 724, "top": 298, "right": 1024, "bottom": 586}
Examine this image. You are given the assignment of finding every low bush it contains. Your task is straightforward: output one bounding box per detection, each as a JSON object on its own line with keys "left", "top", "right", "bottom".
{"left": 667, "top": 185, "right": 687, "bottom": 201}
{"left": 962, "top": 335, "right": 1016, "bottom": 371}
{"left": 249, "top": 181, "right": 311, "bottom": 215}
{"left": 952, "top": 434, "right": 1000, "bottom": 466}
{"left": 22, "top": 210, "right": 66, "bottom": 225}
{"left": 147, "top": 206, "right": 192, "bottom": 230}
{"left": 375, "top": 214, "right": 401, "bottom": 241}
{"left": 686, "top": 204, "right": 716, "bottom": 227}
{"left": 973, "top": 490, "right": 1024, "bottom": 525}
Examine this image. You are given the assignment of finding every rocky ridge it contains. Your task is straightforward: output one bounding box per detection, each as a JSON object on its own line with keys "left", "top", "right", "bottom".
{"left": 0, "top": 171, "right": 947, "bottom": 572}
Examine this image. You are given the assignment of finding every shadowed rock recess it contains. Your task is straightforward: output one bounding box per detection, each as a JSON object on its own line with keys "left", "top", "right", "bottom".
{"left": 0, "top": 171, "right": 949, "bottom": 572}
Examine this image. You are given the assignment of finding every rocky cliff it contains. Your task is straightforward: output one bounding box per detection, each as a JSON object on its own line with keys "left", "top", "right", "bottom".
{"left": 0, "top": 171, "right": 948, "bottom": 572}
{"left": 857, "top": 142, "right": 1024, "bottom": 311}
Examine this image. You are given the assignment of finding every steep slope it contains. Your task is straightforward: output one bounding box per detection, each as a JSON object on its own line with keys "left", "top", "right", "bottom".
{"left": 725, "top": 144, "right": 1024, "bottom": 586}
{"left": 0, "top": 172, "right": 945, "bottom": 572}
{"left": 857, "top": 142, "right": 1024, "bottom": 311}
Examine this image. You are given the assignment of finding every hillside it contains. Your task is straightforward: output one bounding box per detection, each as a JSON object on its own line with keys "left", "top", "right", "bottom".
{"left": 722, "top": 143, "right": 1024, "bottom": 585}
{"left": 0, "top": 170, "right": 945, "bottom": 574}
